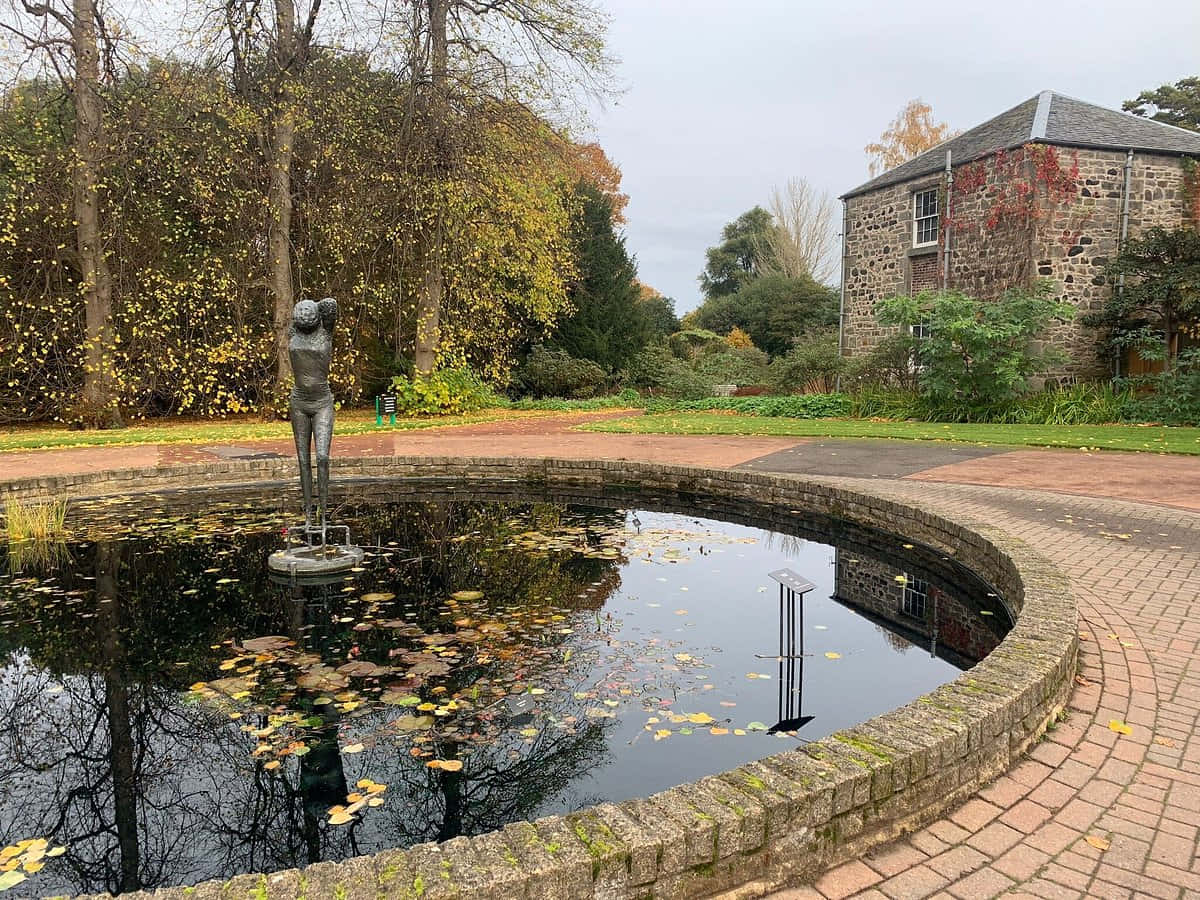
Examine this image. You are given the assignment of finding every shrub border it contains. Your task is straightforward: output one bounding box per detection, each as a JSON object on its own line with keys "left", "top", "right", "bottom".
{"left": 2, "top": 457, "right": 1076, "bottom": 900}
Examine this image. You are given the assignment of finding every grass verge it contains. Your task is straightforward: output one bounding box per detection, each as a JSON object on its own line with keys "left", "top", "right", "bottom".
{"left": 0, "top": 408, "right": 555, "bottom": 453}
{"left": 580, "top": 412, "right": 1200, "bottom": 455}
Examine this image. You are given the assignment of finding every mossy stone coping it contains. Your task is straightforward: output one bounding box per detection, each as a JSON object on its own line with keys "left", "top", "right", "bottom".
{"left": 2, "top": 457, "right": 1076, "bottom": 900}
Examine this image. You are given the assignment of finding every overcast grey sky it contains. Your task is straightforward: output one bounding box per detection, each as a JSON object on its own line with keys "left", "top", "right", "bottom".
{"left": 585, "top": 0, "right": 1200, "bottom": 312}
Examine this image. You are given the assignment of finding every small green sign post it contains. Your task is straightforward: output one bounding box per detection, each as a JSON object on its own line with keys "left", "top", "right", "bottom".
{"left": 376, "top": 393, "right": 397, "bottom": 426}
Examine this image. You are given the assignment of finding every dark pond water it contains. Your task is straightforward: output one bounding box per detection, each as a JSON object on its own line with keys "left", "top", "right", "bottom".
{"left": 0, "top": 483, "right": 1011, "bottom": 897}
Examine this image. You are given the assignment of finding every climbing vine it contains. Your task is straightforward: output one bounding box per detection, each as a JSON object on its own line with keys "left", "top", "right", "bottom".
{"left": 947, "top": 144, "right": 1086, "bottom": 246}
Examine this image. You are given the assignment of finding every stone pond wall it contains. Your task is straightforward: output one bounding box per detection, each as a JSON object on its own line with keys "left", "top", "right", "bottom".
{"left": 841, "top": 144, "right": 1194, "bottom": 379}
{"left": 0, "top": 457, "right": 1077, "bottom": 900}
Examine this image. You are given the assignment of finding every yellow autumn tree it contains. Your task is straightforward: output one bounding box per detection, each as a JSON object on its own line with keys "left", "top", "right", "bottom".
{"left": 865, "top": 99, "right": 958, "bottom": 177}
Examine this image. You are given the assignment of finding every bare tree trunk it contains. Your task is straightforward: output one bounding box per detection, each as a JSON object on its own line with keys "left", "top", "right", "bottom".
{"left": 414, "top": 0, "right": 449, "bottom": 377}
{"left": 414, "top": 209, "right": 444, "bottom": 375}
{"left": 269, "top": 0, "right": 298, "bottom": 387}
{"left": 71, "top": 0, "right": 119, "bottom": 427}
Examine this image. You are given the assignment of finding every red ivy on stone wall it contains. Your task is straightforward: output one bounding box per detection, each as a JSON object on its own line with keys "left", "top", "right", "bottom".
{"left": 946, "top": 144, "right": 1087, "bottom": 249}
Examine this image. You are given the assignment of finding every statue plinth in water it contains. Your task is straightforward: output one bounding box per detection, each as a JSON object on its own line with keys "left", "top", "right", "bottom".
{"left": 268, "top": 297, "right": 364, "bottom": 576}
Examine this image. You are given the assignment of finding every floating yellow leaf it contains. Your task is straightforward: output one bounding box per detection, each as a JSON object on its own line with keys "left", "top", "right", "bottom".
{"left": 263, "top": 760, "right": 280, "bottom": 771}
{"left": 451, "top": 590, "right": 484, "bottom": 601}
{"left": 328, "top": 811, "right": 354, "bottom": 826}
{"left": 1108, "top": 719, "right": 1132, "bottom": 736}
{"left": 824, "top": 652, "right": 841, "bottom": 659}
{"left": 687, "top": 712, "right": 714, "bottom": 725}
{"left": 343, "top": 743, "right": 365, "bottom": 753}
{"left": 710, "top": 727, "right": 729, "bottom": 736}
{"left": 426, "top": 759, "right": 464, "bottom": 771}
{"left": 0, "top": 870, "right": 26, "bottom": 891}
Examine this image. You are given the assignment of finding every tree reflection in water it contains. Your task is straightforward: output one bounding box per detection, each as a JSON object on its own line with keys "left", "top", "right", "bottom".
{"left": 0, "top": 500, "right": 624, "bottom": 896}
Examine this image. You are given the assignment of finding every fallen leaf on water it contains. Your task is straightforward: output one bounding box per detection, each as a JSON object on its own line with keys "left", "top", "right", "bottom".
{"left": 654, "top": 729, "right": 671, "bottom": 741}
{"left": 0, "top": 870, "right": 26, "bottom": 891}
{"left": 343, "top": 743, "right": 365, "bottom": 753}
{"left": 1107, "top": 719, "right": 1132, "bottom": 736}
{"left": 746, "top": 721, "right": 768, "bottom": 731}
{"left": 824, "top": 652, "right": 841, "bottom": 660}
{"left": 426, "top": 759, "right": 463, "bottom": 772}
{"left": 746, "top": 673, "right": 770, "bottom": 680}
{"left": 328, "top": 810, "right": 354, "bottom": 826}
{"left": 1084, "top": 835, "right": 1110, "bottom": 851}
{"left": 710, "top": 727, "right": 729, "bottom": 735}
{"left": 687, "top": 712, "right": 714, "bottom": 725}
{"left": 451, "top": 590, "right": 484, "bottom": 602}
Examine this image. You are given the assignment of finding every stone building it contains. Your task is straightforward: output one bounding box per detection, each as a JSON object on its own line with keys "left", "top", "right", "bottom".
{"left": 839, "top": 91, "right": 1200, "bottom": 377}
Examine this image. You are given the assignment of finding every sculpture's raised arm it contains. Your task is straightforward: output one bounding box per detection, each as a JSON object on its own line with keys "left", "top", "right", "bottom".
{"left": 318, "top": 297, "right": 337, "bottom": 332}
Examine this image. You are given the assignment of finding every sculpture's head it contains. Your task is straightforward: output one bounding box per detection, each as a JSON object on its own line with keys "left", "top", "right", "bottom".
{"left": 292, "top": 299, "right": 320, "bottom": 333}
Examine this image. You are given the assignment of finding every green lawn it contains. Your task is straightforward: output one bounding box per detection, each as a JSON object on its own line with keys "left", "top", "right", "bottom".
{"left": 0, "top": 408, "right": 543, "bottom": 453}
{"left": 581, "top": 412, "right": 1200, "bottom": 455}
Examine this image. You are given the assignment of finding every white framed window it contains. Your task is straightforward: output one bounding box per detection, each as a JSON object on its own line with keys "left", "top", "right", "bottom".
{"left": 913, "top": 188, "right": 939, "bottom": 247}
{"left": 900, "top": 574, "right": 928, "bottom": 619}
{"left": 910, "top": 322, "right": 931, "bottom": 341}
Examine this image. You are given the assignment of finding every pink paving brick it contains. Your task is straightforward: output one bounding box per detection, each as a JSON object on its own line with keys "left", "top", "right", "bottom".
{"left": 812, "top": 860, "right": 882, "bottom": 899}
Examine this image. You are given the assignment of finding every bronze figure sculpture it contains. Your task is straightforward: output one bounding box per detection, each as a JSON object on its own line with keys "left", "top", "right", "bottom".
{"left": 289, "top": 297, "right": 337, "bottom": 531}
{"left": 269, "top": 296, "right": 363, "bottom": 576}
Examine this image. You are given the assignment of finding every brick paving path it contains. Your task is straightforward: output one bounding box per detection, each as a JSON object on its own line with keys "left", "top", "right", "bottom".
{"left": 766, "top": 480, "right": 1200, "bottom": 900}
{"left": 4, "top": 420, "right": 1200, "bottom": 898}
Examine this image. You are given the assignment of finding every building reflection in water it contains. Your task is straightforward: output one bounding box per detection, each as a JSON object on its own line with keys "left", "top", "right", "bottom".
{"left": 831, "top": 548, "right": 1006, "bottom": 671}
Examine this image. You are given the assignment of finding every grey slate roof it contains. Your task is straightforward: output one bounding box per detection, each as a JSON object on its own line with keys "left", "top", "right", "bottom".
{"left": 842, "top": 91, "right": 1200, "bottom": 199}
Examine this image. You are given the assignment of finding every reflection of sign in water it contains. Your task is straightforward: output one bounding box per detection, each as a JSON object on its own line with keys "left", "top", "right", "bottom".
{"left": 767, "top": 569, "right": 815, "bottom": 734}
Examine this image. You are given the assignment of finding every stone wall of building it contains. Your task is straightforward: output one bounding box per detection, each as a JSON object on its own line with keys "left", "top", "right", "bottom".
{"left": 841, "top": 179, "right": 917, "bottom": 356}
{"left": 841, "top": 144, "right": 1193, "bottom": 378}
{"left": 1031, "top": 148, "right": 1190, "bottom": 377}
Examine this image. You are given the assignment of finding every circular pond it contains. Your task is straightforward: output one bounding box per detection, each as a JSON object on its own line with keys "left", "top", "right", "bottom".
{"left": 0, "top": 481, "right": 1011, "bottom": 897}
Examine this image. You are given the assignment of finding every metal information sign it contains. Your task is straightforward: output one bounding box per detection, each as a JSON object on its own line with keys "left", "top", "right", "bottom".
{"left": 376, "top": 393, "right": 398, "bottom": 426}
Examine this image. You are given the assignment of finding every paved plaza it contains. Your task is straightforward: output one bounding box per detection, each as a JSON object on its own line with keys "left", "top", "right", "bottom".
{"left": 4, "top": 412, "right": 1199, "bottom": 899}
